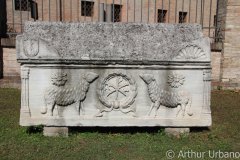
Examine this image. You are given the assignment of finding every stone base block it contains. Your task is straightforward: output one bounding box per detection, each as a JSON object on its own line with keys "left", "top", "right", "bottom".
{"left": 43, "top": 127, "right": 69, "bottom": 137}
{"left": 165, "top": 128, "right": 190, "bottom": 138}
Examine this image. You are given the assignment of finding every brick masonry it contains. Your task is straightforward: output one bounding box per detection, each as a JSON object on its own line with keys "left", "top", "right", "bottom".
{"left": 220, "top": 0, "right": 240, "bottom": 89}
{"left": 0, "top": 47, "right": 21, "bottom": 88}
{"left": 211, "top": 52, "right": 222, "bottom": 82}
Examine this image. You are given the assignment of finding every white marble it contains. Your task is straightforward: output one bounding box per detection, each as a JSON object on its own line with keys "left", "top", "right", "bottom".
{"left": 17, "top": 22, "right": 212, "bottom": 127}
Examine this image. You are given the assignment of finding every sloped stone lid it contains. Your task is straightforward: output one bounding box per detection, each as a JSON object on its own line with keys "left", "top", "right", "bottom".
{"left": 16, "top": 22, "right": 211, "bottom": 64}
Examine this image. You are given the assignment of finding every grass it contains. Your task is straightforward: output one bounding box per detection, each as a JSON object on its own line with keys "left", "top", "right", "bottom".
{"left": 0, "top": 88, "right": 240, "bottom": 160}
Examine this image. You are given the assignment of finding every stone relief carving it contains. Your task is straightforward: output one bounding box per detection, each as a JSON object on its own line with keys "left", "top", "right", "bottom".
{"left": 23, "top": 35, "right": 39, "bottom": 57}
{"left": 167, "top": 72, "right": 185, "bottom": 88}
{"left": 203, "top": 70, "right": 211, "bottom": 114}
{"left": 140, "top": 74, "right": 193, "bottom": 118}
{"left": 21, "top": 68, "right": 31, "bottom": 117}
{"left": 96, "top": 71, "right": 137, "bottom": 117}
{"left": 176, "top": 45, "right": 207, "bottom": 60}
{"left": 50, "top": 71, "right": 68, "bottom": 86}
{"left": 41, "top": 71, "right": 99, "bottom": 116}
{"left": 203, "top": 70, "right": 211, "bottom": 81}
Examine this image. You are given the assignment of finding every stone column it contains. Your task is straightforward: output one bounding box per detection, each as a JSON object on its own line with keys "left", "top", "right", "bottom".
{"left": 203, "top": 70, "right": 211, "bottom": 114}
{"left": 99, "top": 3, "right": 105, "bottom": 22}
{"left": 21, "top": 68, "right": 31, "bottom": 117}
{"left": 106, "top": 4, "right": 112, "bottom": 22}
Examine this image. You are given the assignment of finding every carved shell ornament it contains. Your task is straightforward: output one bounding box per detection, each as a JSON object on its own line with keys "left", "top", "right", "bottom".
{"left": 96, "top": 71, "right": 137, "bottom": 117}
{"left": 176, "top": 45, "right": 207, "bottom": 60}
{"left": 23, "top": 35, "right": 39, "bottom": 57}
{"left": 167, "top": 72, "right": 185, "bottom": 88}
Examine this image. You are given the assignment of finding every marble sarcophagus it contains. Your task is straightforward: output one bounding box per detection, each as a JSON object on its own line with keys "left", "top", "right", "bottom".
{"left": 17, "top": 22, "right": 211, "bottom": 127}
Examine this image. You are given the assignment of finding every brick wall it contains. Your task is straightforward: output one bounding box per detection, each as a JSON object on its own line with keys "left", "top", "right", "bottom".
{"left": 220, "top": 0, "right": 240, "bottom": 89}
{"left": 211, "top": 52, "right": 222, "bottom": 81}
{"left": 0, "top": 47, "right": 20, "bottom": 88}
{"left": 2, "top": 48, "right": 20, "bottom": 77}
{"left": 6, "top": 0, "right": 217, "bottom": 39}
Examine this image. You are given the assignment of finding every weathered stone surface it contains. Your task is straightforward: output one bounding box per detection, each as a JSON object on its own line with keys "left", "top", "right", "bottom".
{"left": 16, "top": 22, "right": 210, "bottom": 64}
{"left": 17, "top": 22, "right": 212, "bottom": 128}
{"left": 43, "top": 127, "right": 68, "bottom": 137}
{"left": 165, "top": 128, "right": 190, "bottom": 138}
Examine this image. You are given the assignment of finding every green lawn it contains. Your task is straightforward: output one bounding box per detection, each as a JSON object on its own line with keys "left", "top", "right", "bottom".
{"left": 0, "top": 88, "right": 239, "bottom": 160}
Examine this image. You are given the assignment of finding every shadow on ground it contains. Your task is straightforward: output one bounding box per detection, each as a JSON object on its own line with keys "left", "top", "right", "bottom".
{"left": 26, "top": 126, "right": 210, "bottom": 135}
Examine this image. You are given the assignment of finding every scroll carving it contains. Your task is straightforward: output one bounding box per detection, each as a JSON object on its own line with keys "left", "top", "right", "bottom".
{"left": 140, "top": 73, "right": 193, "bottom": 117}
{"left": 41, "top": 71, "right": 99, "bottom": 116}
{"left": 96, "top": 71, "right": 137, "bottom": 117}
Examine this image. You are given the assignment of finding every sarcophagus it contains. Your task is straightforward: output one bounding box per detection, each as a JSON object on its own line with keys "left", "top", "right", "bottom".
{"left": 17, "top": 22, "right": 211, "bottom": 127}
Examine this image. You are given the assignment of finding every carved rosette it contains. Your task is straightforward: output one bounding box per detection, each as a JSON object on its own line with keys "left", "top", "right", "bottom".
{"left": 97, "top": 71, "right": 137, "bottom": 115}
{"left": 167, "top": 72, "right": 185, "bottom": 88}
{"left": 23, "top": 35, "right": 39, "bottom": 57}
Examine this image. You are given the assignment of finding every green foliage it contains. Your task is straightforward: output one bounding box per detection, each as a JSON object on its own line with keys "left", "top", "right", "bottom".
{"left": 0, "top": 88, "right": 239, "bottom": 160}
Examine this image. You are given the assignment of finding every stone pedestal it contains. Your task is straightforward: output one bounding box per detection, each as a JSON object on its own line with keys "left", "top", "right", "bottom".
{"left": 43, "top": 127, "right": 69, "bottom": 137}
{"left": 165, "top": 128, "right": 190, "bottom": 138}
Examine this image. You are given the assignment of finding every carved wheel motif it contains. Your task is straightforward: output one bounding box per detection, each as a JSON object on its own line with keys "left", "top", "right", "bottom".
{"left": 97, "top": 71, "right": 137, "bottom": 112}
